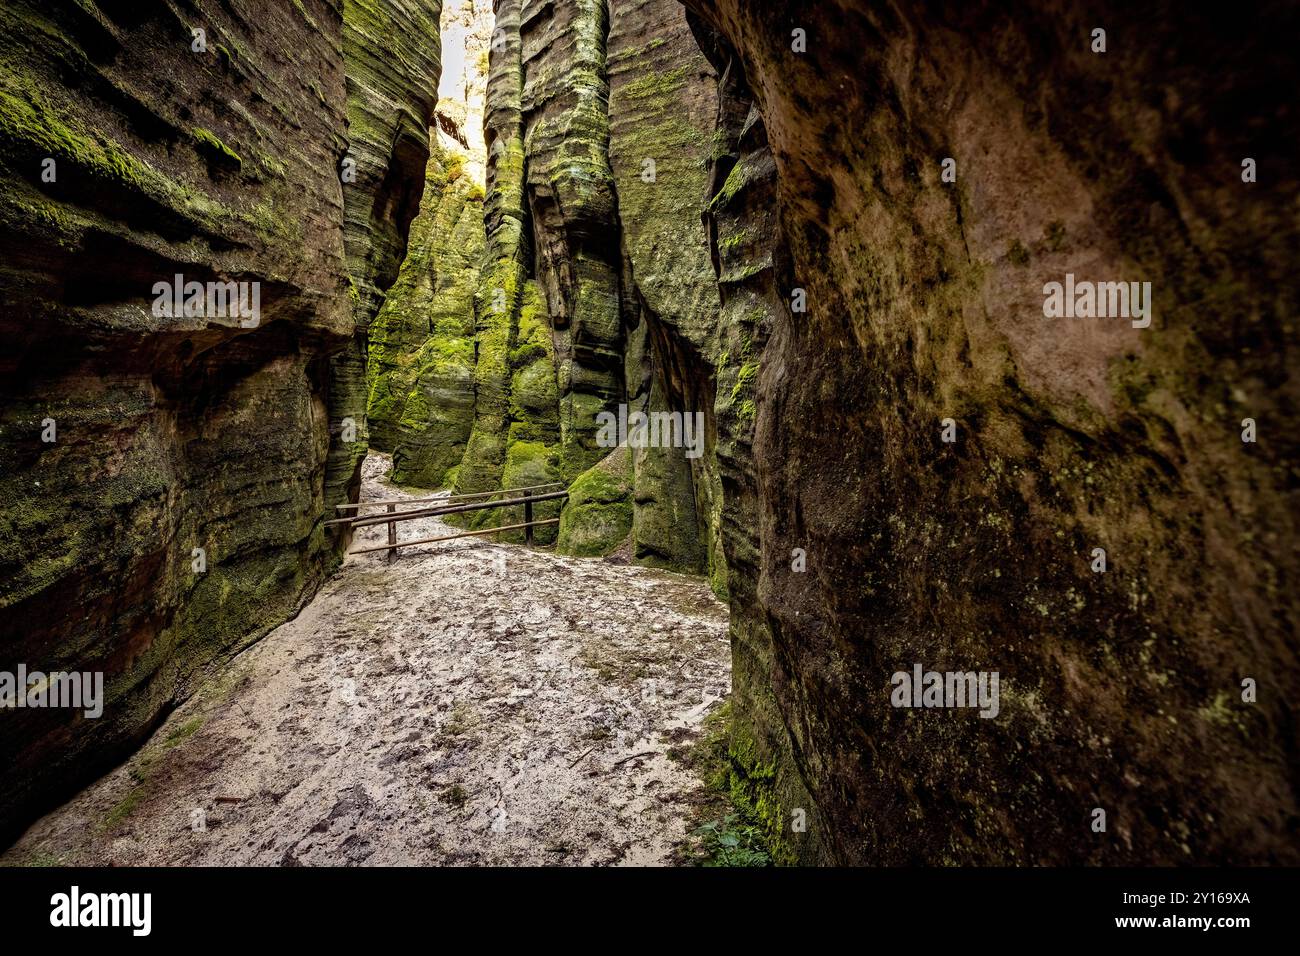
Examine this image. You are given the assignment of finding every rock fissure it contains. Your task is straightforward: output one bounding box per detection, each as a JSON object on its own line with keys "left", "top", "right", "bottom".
{"left": 1, "top": 0, "right": 1296, "bottom": 868}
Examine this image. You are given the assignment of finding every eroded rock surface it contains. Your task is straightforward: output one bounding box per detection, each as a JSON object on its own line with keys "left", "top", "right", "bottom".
{"left": 327, "top": 0, "right": 445, "bottom": 525}
{"left": 413, "top": 0, "right": 730, "bottom": 573}
{"left": 0, "top": 0, "right": 440, "bottom": 842}
{"left": 682, "top": 0, "right": 1300, "bottom": 864}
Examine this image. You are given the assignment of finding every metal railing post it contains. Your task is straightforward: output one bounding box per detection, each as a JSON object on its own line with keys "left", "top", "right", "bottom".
{"left": 386, "top": 502, "right": 397, "bottom": 563}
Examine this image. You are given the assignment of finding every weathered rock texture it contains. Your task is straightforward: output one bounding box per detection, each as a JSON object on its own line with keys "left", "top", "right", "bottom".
{"left": 366, "top": 139, "right": 484, "bottom": 485}
{"left": 328, "top": 0, "right": 444, "bottom": 526}
{"left": 368, "top": 0, "right": 492, "bottom": 488}
{"left": 607, "top": 0, "right": 723, "bottom": 578}
{"left": 449, "top": 0, "right": 567, "bottom": 542}
{"left": 682, "top": 0, "right": 1300, "bottom": 863}
{"left": 411, "top": 0, "right": 727, "bottom": 567}
{"left": 684, "top": 10, "right": 815, "bottom": 862}
{"left": 0, "top": 0, "right": 440, "bottom": 844}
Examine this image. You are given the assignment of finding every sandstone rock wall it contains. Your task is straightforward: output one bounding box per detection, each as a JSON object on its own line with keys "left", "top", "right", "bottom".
{"left": 365, "top": 137, "right": 484, "bottom": 484}
{"left": 415, "top": 0, "right": 728, "bottom": 568}
{"left": 451, "top": 0, "right": 568, "bottom": 542}
{"left": 607, "top": 0, "right": 721, "bottom": 577}
{"left": 0, "top": 0, "right": 441, "bottom": 843}
{"left": 682, "top": 0, "right": 1300, "bottom": 864}
{"left": 327, "top": 0, "right": 444, "bottom": 531}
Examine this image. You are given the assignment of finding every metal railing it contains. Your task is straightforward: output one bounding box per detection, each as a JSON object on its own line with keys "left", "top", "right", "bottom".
{"left": 328, "top": 483, "right": 567, "bottom": 561}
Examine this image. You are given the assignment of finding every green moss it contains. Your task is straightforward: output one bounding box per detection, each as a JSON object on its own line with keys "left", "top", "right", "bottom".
{"left": 709, "top": 159, "right": 749, "bottom": 211}
{"left": 0, "top": 78, "right": 153, "bottom": 191}
{"left": 440, "top": 784, "right": 469, "bottom": 808}
{"left": 731, "top": 361, "right": 759, "bottom": 396}
{"left": 556, "top": 448, "right": 634, "bottom": 557}
{"left": 193, "top": 127, "right": 243, "bottom": 169}
{"left": 100, "top": 785, "right": 145, "bottom": 833}
{"left": 682, "top": 701, "right": 775, "bottom": 866}
{"left": 717, "top": 228, "right": 752, "bottom": 255}
{"left": 163, "top": 715, "right": 204, "bottom": 749}
{"left": 292, "top": 0, "right": 320, "bottom": 31}
{"left": 0, "top": 74, "right": 237, "bottom": 229}
{"left": 618, "top": 66, "right": 689, "bottom": 103}
{"left": 725, "top": 723, "right": 796, "bottom": 866}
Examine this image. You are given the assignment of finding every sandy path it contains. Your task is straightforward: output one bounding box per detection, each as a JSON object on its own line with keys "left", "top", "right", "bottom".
{"left": 3, "top": 455, "right": 730, "bottom": 866}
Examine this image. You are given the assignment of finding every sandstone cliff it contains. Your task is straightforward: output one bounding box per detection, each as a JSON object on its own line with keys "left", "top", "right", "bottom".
{"left": 401, "top": 0, "right": 727, "bottom": 567}
{"left": 2, "top": 0, "right": 1295, "bottom": 867}
{"left": 682, "top": 0, "right": 1300, "bottom": 864}
{"left": 0, "top": 0, "right": 440, "bottom": 842}
{"left": 328, "top": 0, "right": 444, "bottom": 531}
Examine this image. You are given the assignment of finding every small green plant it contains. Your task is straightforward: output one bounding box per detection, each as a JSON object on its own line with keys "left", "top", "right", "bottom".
{"left": 693, "top": 813, "right": 771, "bottom": 867}
{"left": 679, "top": 701, "right": 777, "bottom": 866}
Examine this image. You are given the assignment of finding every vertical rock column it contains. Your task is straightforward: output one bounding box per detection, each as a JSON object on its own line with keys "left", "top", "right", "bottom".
{"left": 457, "top": 0, "right": 532, "bottom": 498}
{"left": 520, "top": 0, "right": 623, "bottom": 472}
{"left": 329, "top": 0, "right": 444, "bottom": 536}
{"left": 368, "top": 0, "right": 495, "bottom": 487}
{"left": 683, "top": 0, "right": 1300, "bottom": 864}
{"left": 686, "top": 12, "right": 824, "bottom": 863}
{"left": 607, "top": 0, "right": 722, "bottom": 578}
{"left": 365, "top": 139, "right": 485, "bottom": 484}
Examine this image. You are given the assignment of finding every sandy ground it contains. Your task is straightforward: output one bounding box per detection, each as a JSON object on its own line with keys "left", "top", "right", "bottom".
{"left": 3, "top": 455, "right": 730, "bottom": 866}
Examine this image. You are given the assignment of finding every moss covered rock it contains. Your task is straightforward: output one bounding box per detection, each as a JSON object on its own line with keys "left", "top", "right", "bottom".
{"left": 685, "top": 0, "right": 1300, "bottom": 864}
{"left": 0, "top": 0, "right": 437, "bottom": 843}
{"left": 368, "top": 137, "right": 485, "bottom": 486}
{"left": 556, "top": 447, "right": 634, "bottom": 557}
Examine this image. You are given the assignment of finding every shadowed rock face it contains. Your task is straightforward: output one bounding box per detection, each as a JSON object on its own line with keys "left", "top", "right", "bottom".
{"left": 682, "top": 0, "right": 1300, "bottom": 863}
{"left": 453, "top": 0, "right": 568, "bottom": 541}
{"left": 367, "top": 0, "right": 493, "bottom": 487}
{"left": 520, "top": 0, "right": 623, "bottom": 460}
{"left": 0, "top": 0, "right": 440, "bottom": 843}
{"left": 683, "top": 10, "right": 822, "bottom": 863}
{"left": 607, "top": 0, "right": 722, "bottom": 576}
{"left": 326, "top": 0, "right": 444, "bottom": 528}
{"left": 4, "top": 0, "right": 1293, "bottom": 867}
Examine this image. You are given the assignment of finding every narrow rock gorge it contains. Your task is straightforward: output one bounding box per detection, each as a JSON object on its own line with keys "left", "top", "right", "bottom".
{"left": 0, "top": 0, "right": 1296, "bottom": 870}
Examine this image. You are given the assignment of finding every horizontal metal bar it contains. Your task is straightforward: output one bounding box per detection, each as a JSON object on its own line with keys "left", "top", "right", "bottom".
{"left": 334, "top": 482, "right": 564, "bottom": 511}
{"left": 348, "top": 518, "right": 561, "bottom": 556}
{"left": 332, "top": 490, "right": 569, "bottom": 530}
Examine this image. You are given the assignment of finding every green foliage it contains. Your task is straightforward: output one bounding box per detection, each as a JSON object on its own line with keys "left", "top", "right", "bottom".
{"left": 693, "top": 814, "right": 772, "bottom": 867}
{"left": 681, "top": 700, "right": 777, "bottom": 866}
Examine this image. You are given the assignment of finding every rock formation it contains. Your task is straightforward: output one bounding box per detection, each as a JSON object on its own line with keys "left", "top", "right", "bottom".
{"left": 0, "top": 0, "right": 441, "bottom": 843}
{"left": 1, "top": 0, "right": 1295, "bottom": 867}
{"left": 681, "top": 0, "right": 1300, "bottom": 863}
{"left": 366, "top": 0, "right": 491, "bottom": 487}
{"left": 400, "top": 0, "right": 728, "bottom": 566}
{"left": 329, "top": 0, "right": 444, "bottom": 529}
